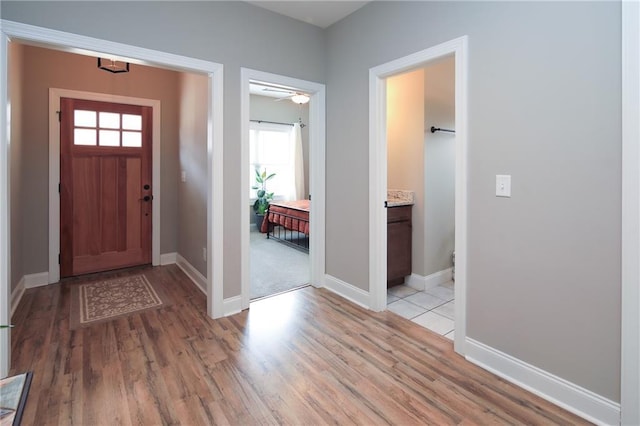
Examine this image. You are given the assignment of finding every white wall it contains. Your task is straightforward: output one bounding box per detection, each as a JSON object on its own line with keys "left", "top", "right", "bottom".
{"left": 424, "top": 57, "right": 455, "bottom": 275}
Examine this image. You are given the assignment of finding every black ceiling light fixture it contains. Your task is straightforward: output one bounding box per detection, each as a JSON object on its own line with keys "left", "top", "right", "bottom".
{"left": 97, "top": 58, "right": 130, "bottom": 74}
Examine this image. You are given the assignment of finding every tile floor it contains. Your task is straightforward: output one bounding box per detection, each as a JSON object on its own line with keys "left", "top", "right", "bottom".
{"left": 387, "top": 281, "right": 455, "bottom": 340}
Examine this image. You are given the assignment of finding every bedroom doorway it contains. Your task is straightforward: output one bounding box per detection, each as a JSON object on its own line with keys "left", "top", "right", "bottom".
{"left": 240, "top": 68, "right": 326, "bottom": 310}
{"left": 247, "top": 81, "right": 311, "bottom": 301}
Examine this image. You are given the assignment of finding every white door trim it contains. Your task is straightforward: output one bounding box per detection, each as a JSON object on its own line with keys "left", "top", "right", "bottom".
{"left": 621, "top": 1, "right": 640, "bottom": 424}
{"left": 240, "top": 68, "right": 326, "bottom": 309}
{"left": 0, "top": 19, "right": 225, "bottom": 376}
{"left": 369, "top": 36, "right": 468, "bottom": 355}
{"left": 48, "top": 89, "right": 161, "bottom": 283}
{"left": 0, "top": 25, "right": 10, "bottom": 378}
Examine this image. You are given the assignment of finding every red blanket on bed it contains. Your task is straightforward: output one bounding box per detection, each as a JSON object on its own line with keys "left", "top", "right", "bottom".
{"left": 261, "top": 200, "right": 310, "bottom": 235}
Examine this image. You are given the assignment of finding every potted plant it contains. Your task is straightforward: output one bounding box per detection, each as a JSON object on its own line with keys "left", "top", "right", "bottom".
{"left": 252, "top": 168, "right": 275, "bottom": 232}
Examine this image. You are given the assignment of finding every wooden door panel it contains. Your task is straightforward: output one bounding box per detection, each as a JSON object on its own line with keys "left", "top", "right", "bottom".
{"left": 126, "top": 158, "right": 142, "bottom": 251}
{"left": 72, "top": 157, "right": 100, "bottom": 257}
{"left": 60, "top": 98, "right": 152, "bottom": 277}
{"left": 99, "top": 157, "right": 118, "bottom": 254}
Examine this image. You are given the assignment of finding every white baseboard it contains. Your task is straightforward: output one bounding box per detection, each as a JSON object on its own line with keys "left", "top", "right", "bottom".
{"left": 11, "top": 278, "right": 26, "bottom": 317}
{"left": 223, "top": 296, "right": 242, "bottom": 316}
{"left": 174, "top": 254, "right": 241, "bottom": 317}
{"left": 323, "top": 274, "right": 370, "bottom": 309}
{"left": 406, "top": 268, "right": 452, "bottom": 291}
{"left": 24, "top": 272, "right": 49, "bottom": 288}
{"left": 160, "top": 252, "right": 177, "bottom": 265}
{"left": 466, "top": 338, "right": 620, "bottom": 425}
{"left": 175, "top": 254, "right": 206, "bottom": 294}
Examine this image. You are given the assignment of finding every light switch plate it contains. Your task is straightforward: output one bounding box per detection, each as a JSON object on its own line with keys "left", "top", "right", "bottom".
{"left": 496, "top": 175, "right": 511, "bottom": 197}
{"left": 181, "top": 171, "right": 187, "bottom": 182}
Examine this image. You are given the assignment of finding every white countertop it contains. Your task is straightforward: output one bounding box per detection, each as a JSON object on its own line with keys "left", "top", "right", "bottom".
{"left": 387, "top": 190, "right": 415, "bottom": 207}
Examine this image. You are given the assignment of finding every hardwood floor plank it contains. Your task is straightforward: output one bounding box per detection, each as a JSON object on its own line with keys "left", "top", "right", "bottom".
{"left": 10, "top": 265, "right": 591, "bottom": 425}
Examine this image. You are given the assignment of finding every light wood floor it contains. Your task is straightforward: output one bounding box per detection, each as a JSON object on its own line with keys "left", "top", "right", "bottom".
{"left": 11, "top": 265, "right": 589, "bottom": 425}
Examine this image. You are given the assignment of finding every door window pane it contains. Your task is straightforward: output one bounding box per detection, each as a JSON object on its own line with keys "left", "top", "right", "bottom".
{"left": 99, "top": 112, "right": 120, "bottom": 129}
{"left": 74, "top": 110, "right": 96, "bottom": 127}
{"left": 74, "top": 129, "right": 96, "bottom": 146}
{"left": 122, "top": 114, "right": 142, "bottom": 131}
{"left": 122, "top": 132, "right": 142, "bottom": 147}
{"left": 99, "top": 130, "right": 120, "bottom": 146}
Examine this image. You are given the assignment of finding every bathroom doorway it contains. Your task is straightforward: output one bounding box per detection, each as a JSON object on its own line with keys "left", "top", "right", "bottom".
{"left": 385, "top": 58, "right": 456, "bottom": 341}
{"left": 368, "top": 36, "right": 468, "bottom": 354}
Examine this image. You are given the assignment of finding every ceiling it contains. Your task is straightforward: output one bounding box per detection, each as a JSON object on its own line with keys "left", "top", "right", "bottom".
{"left": 247, "top": 1, "right": 370, "bottom": 28}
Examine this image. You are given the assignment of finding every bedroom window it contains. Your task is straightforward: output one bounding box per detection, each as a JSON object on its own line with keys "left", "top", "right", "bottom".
{"left": 249, "top": 122, "right": 295, "bottom": 200}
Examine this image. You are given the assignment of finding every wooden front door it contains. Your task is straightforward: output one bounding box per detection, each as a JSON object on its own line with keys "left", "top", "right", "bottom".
{"left": 60, "top": 98, "right": 152, "bottom": 277}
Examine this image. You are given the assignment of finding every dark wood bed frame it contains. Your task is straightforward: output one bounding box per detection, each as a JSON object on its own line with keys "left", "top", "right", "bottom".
{"left": 265, "top": 206, "right": 309, "bottom": 253}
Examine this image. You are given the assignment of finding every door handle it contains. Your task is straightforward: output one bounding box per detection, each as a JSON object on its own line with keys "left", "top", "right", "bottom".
{"left": 140, "top": 195, "right": 153, "bottom": 202}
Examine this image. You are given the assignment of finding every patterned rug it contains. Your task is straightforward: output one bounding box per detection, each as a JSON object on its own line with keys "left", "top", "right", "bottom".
{"left": 70, "top": 274, "right": 164, "bottom": 329}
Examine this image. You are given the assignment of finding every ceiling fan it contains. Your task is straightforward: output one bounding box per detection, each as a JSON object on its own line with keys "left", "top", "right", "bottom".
{"left": 265, "top": 88, "right": 311, "bottom": 104}
{"left": 253, "top": 84, "right": 310, "bottom": 104}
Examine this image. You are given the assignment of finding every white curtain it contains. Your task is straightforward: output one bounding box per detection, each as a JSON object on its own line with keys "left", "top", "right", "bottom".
{"left": 291, "top": 123, "right": 305, "bottom": 200}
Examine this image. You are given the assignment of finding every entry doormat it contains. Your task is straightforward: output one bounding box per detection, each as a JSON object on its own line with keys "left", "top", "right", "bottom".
{"left": 70, "top": 274, "right": 164, "bottom": 329}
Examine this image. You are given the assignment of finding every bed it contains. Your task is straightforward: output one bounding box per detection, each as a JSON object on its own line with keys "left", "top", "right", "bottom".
{"left": 260, "top": 200, "right": 310, "bottom": 252}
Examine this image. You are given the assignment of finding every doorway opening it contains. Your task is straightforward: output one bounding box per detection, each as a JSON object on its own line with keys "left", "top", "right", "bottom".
{"left": 0, "top": 20, "right": 224, "bottom": 377}
{"left": 240, "top": 68, "right": 326, "bottom": 310}
{"left": 248, "top": 81, "right": 310, "bottom": 300}
{"left": 369, "top": 36, "right": 468, "bottom": 354}
{"left": 385, "top": 58, "right": 456, "bottom": 340}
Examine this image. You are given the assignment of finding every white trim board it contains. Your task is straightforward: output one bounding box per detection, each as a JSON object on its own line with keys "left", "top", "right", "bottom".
{"left": 10, "top": 279, "right": 25, "bottom": 318}
{"left": 0, "top": 19, "right": 225, "bottom": 377}
{"left": 240, "top": 68, "right": 326, "bottom": 310}
{"left": 10, "top": 271, "right": 48, "bottom": 318}
{"left": 406, "top": 268, "right": 453, "bottom": 291}
{"left": 0, "top": 22, "right": 11, "bottom": 378}
{"left": 368, "top": 36, "right": 468, "bottom": 356}
{"left": 23, "top": 272, "right": 48, "bottom": 289}
{"left": 466, "top": 338, "right": 620, "bottom": 425}
{"left": 174, "top": 254, "right": 241, "bottom": 316}
{"left": 160, "top": 252, "right": 177, "bottom": 265}
{"left": 621, "top": 1, "right": 640, "bottom": 424}
{"left": 323, "top": 274, "right": 370, "bottom": 310}
{"left": 48, "top": 88, "right": 162, "bottom": 284}
{"left": 175, "top": 254, "right": 206, "bottom": 294}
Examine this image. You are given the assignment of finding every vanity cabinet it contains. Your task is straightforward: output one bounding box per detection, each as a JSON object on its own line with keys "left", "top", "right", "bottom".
{"left": 387, "top": 205, "right": 412, "bottom": 287}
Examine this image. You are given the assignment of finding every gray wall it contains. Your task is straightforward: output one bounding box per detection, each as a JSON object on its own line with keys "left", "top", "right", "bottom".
{"left": 0, "top": 1, "right": 327, "bottom": 300}
{"left": 8, "top": 42, "right": 24, "bottom": 291}
{"left": 326, "top": 2, "right": 621, "bottom": 401}
{"left": 178, "top": 73, "right": 209, "bottom": 276}
{"left": 386, "top": 69, "right": 426, "bottom": 275}
{"left": 424, "top": 57, "right": 455, "bottom": 276}
{"left": 13, "top": 44, "right": 181, "bottom": 276}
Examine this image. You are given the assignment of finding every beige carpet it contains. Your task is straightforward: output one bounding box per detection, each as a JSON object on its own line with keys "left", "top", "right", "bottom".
{"left": 70, "top": 274, "right": 164, "bottom": 329}
{"left": 250, "top": 229, "right": 310, "bottom": 299}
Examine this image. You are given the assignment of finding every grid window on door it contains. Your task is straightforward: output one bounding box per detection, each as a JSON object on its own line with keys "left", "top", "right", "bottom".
{"left": 73, "top": 110, "right": 143, "bottom": 147}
